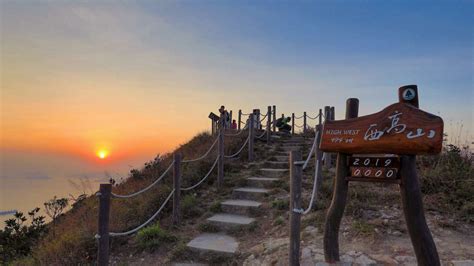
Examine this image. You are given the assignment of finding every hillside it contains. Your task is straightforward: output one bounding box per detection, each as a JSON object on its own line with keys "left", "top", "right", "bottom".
{"left": 3, "top": 130, "right": 473, "bottom": 265}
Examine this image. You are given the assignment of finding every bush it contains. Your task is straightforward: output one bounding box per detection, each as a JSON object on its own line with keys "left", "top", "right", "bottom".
{"left": 419, "top": 145, "right": 474, "bottom": 222}
{"left": 271, "top": 199, "right": 289, "bottom": 210}
{"left": 136, "top": 223, "right": 177, "bottom": 250}
{"left": 181, "top": 194, "right": 203, "bottom": 218}
{"left": 0, "top": 208, "right": 46, "bottom": 264}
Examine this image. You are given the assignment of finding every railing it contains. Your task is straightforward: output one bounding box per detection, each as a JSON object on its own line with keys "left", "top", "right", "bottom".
{"left": 96, "top": 104, "right": 329, "bottom": 266}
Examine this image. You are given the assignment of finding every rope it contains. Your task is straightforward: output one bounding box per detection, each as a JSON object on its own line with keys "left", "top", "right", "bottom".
{"left": 224, "top": 136, "right": 250, "bottom": 158}
{"left": 224, "top": 130, "right": 245, "bottom": 137}
{"left": 180, "top": 156, "right": 219, "bottom": 191}
{"left": 109, "top": 189, "right": 174, "bottom": 237}
{"left": 294, "top": 115, "right": 304, "bottom": 119}
{"left": 294, "top": 124, "right": 304, "bottom": 128}
{"left": 256, "top": 129, "right": 267, "bottom": 139}
{"left": 182, "top": 134, "right": 219, "bottom": 163}
{"left": 307, "top": 114, "right": 320, "bottom": 120}
{"left": 302, "top": 131, "right": 319, "bottom": 170}
{"left": 260, "top": 113, "right": 268, "bottom": 122}
{"left": 302, "top": 157, "right": 322, "bottom": 215}
{"left": 111, "top": 162, "right": 174, "bottom": 198}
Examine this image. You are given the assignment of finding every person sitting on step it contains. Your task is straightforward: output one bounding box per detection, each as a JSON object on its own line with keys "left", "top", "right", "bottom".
{"left": 276, "top": 116, "right": 291, "bottom": 133}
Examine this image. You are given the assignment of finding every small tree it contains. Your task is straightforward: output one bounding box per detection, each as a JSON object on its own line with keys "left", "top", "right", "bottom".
{"left": 44, "top": 196, "right": 69, "bottom": 226}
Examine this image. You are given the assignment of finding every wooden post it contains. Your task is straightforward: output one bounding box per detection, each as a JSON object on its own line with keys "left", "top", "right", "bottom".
{"left": 229, "top": 110, "right": 233, "bottom": 126}
{"left": 272, "top": 105, "right": 276, "bottom": 132}
{"left": 266, "top": 106, "right": 271, "bottom": 144}
{"left": 218, "top": 114, "right": 225, "bottom": 187}
{"left": 324, "top": 98, "right": 359, "bottom": 263}
{"left": 330, "top": 106, "right": 335, "bottom": 120}
{"left": 328, "top": 107, "right": 335, "bottom": 168}
{"left": 398, "top": 85, "right": 440, "bottom": 266}
{"left": 324, "top": 106, "right": 330, "bottom": 122}
{"left": 289, "top": 150, "right": 303, "bottom": 266}
{"left": 172, "top": 153, "right": 181, "bottom": 225}
{"left": 238, "top": 110, "right": 242, "bottom": 130}
{"left": 211, "top": 119, "right": 215, "bottom": 136}
{"left": 315, "top": 123, "right": 324, "bottom": 194}
{"left": 97, "top": 183, "right": 111, "bottom": 266}
{"left": 318, "top": 108, "right": 322, "bottom": 126}
{"left": 248, "top": 113, "right": 255, "bottom": 161}
{"left": 303, "top": 112, "right": 307, "bottom": 132}
{"left": 291, "top": 113, "right": 295, "bottom": 135}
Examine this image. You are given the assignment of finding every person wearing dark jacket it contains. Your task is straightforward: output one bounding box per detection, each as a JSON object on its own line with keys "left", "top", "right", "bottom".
{"left": 276, "top": 117, "right": 291, "bottom": 132}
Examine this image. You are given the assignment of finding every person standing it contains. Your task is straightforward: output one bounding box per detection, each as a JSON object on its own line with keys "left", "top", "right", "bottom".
{"left": 219, "top": 105, "right": 230, "bottom": 129}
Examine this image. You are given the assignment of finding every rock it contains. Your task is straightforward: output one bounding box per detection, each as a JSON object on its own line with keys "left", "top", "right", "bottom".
{"left": 341, "top": 254, "right": 354, "bottom": 263}
{"left": 264, "top": 238, "right": 289, "bottom": 254}
{"left": 451, "top": 260, "right": 474, "bottom": 266}
{"left": 371, "top": 254, "right": 398, "bottom": 264}
{"left": 391, "top": 230, "right": 402, "bottom": 237}
{"left": 347, "top": 250, "right": 362, "bottom": 257}
{"left": 301, "top": 247, "right": 314, "bottom": 266}
{"left": 354, "top": 254, "right": 377, "bottom": 265}
{"left": 395, "top": 255, "right": 417, "bottom": 266}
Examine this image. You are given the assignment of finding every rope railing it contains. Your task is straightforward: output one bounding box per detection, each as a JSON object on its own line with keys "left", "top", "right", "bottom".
{"left": 294, "top": 114, "right": 305, "bottom": 119}
{"left": 108, "top": 189, "right": 174, "bottom": 237}
{"left": 259, "top": 113, "right": 268, "bottom": 122}
{"left": 110, "top": 161, "right": 174, "bottom": 199}
{"left": 224, "top": 129, "right": 245, "bottom": 137}
{"left": 181, "top": 156, "right": 219, "bottom": 191}
{"left": 256, "top": 129, "right": 267, "bottom": 139}
{"left": 224, "top": 136, "right": 250, "bottom": 158}
{"left": 307, "top": 114, "right": 320, "bottom": 120}
{"left": 291, "top": 129, "right": 323, "bottom": 216}
{"left": 182, "top": 134, "right": 219, "bottom": 163}
{"left": 294, "top": 124, "right": 304, "bottom": 128}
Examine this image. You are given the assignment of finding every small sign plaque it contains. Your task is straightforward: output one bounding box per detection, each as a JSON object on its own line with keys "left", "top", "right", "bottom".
{"left": 348, "top": 156, "right": 400, "bottom": 181}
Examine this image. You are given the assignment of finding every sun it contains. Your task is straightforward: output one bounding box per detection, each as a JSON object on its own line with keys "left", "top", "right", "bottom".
{"left": 97, "top": 149, "right": 109, "bottom": 159}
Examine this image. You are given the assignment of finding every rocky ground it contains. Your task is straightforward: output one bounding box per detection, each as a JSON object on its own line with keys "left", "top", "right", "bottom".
{"left": 243, "top": 208, "right": 474, "bottom": 266}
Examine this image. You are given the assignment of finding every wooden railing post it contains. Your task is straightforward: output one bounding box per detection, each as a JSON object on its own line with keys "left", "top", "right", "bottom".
{"left": 238, "top": 110, "right": 242, "bottom": 130}
{"left": 172, "top": 153, "right": 181, "bottom": 225}
{"left": 272, "top": 105, "right": 276, "bottom": 132}
{"left": 303, "top": 111, "right": 307, "bottom": 132}
{"left": 330, "top": 106, "right": 335, "bottom": 120}
{"left": 248, "top": 113, "right": 255, "bottom": 161}
{"left": 318, "top": 108, "right": 322, "bottom": 126}
{"left": 398, "top": 85, "right": 440, "bottom": 266}
{"left": 324, "top": 98, "right": 359, "bottom": 263}
{"left": 289, "top": 150, "right": 303, "bottom": 266}
{"left": 97, "top": 183, "right": 111, "bottom": 266}
{"left": 266, "top": 106, "right": 271, "bottom": 144}
{"left": 291, "top": 113, "right": 295, "bottom": 135}
{"left": 218, "top": 114, "right": 225, "bottom": 187}
{"left": 229, "top": 110, "right": 233, "bottom": 126}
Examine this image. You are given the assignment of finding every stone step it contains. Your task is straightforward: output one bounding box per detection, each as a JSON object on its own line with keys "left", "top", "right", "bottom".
{"left": 233, "top": 187, "right": 269, "bottom": 200}
{"left": 221, "top": 199, "right": 262, "bottom": 216}
{"left": 259, "top": 168, "right": 289, "bottom": 178}
{"left": 187, "top": 233, "right": 238, "bottom": 256}
{"left": 207, "top": 213, "right": 256, "bottom": 230}
{"left": 282, "top": 146, "right": 303, "bottom": 152}
{"left": 262, "top": 161, "right": 288, "bottom": 168}
{"left": 247, "top": 177, "right": 280, "bottom": 188}
{"left": 271, "top": 155, "right": 288, "bottom": 162}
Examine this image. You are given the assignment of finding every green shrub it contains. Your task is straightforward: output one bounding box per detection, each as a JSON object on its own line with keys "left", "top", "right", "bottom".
{"left": 181, "top": 194, "right": 202, "bottom": 218}
{"left": 136, "top": 223, "right": 176, "bottom": 250}
{"left": 209, "top": 201, "right": 222, "bottom": 213}
{"left": 271, "top": 199, "right": 289, "bottom": 210}
{"left": 0, "top": 208, "right": 46, "bottom": 264}
{"left": 274, "top": 216, "right": 284, "bottom": 226}
{"left": 419, "top": 145, "right": 474, "bottom": 222}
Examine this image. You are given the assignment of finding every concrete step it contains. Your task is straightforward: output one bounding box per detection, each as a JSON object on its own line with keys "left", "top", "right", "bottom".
{"left": 221, "top": 199, "right": 261, "bottom": 216}
{"left": 233, "top": 187, "right": 269, "bottom": 200}
{"left": 271, "top": 155, "right": 288, "bottom": 162}
{"left": 207, "top": 213, "right": 256, "bottom": 230}
{"left": 262, "top": 160, "right": 288, "bottom": 168}
{"left": 259, "top": 168, "right": 289, "bottom": 178}
{"left": 187, "top": 233, "right": 238, "bottom": 256}
{"left": 247, "top": 177, "right": 280, "bottom": 188}
{"left": 282, "top": 146, "right": 303, "bottom": 152}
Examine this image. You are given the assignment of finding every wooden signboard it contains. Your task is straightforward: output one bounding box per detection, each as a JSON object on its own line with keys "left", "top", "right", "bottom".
{"left": 347, "top": 155, "right": 400, "bottom": 183}
{"left": 320, "top": 102, "right": 443, "bottom": 155}
{"left": 208, "top": 112, "right": 220, "bottom": 121}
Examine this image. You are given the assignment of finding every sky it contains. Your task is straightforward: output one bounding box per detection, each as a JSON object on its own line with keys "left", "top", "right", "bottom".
{"left": 0, "top": 1, "right": 473, "bottom": 212}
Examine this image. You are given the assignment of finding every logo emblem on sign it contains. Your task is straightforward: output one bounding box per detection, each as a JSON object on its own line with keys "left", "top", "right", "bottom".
{"left": 402, "top": 88, "right": 416, "bottom": 101}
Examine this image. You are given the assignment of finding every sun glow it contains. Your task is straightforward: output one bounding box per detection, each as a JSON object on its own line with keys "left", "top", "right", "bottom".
{"left": 97, "top": 150, "right": 108, "bottom": 159}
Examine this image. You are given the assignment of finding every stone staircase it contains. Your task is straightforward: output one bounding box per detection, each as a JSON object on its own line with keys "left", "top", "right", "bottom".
{"left": 180, "top": 135, "right": 308, "bottom": 264}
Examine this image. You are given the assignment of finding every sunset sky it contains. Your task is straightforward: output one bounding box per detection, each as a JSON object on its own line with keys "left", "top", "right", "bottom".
{"left": 1, "top": 1, "right": 472, "bottom": 211}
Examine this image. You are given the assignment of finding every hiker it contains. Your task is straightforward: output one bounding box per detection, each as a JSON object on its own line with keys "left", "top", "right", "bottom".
{"left": 218, "top": 105, "right": 230, "bottom": 129}
{"left": 276, "top": 116, "right": 291, "bottom": 133}
{"left": 231, "top": 119, "right": 238, "bottom": 130}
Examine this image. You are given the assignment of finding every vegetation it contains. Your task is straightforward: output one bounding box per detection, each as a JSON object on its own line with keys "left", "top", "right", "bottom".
{"left": 0, "top": 208, "right": 46, "bottom": 264}
{"left": 136, "top": 223, "right": 177, "bottom": 250}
